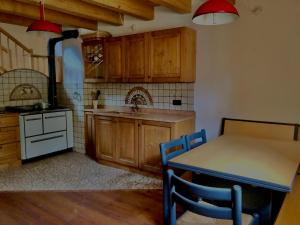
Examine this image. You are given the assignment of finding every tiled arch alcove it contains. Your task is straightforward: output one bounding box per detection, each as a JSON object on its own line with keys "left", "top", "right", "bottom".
{"left": 0, "top": 69, "right": 48, "bottom": 107}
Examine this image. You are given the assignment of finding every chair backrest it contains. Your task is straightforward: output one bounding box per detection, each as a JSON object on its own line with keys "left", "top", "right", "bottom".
{"left": 221, "top": 118, "right": 297, "bottom": 141}
{"left": 160, "top": 137, "right": 188, "bottom": 168}
{"left": 168, "top": 169, "right": 242, "bottom": 225}
{"left": 185, "top": 129, "right": 207, "bottom": 150}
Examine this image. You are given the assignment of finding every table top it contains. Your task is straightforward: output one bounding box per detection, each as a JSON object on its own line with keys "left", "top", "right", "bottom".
{"left": 169, "top": 135, "right": 300, "bottom": 192}
{"left": 275, "top": 176, "right": 300, "bottom": 225}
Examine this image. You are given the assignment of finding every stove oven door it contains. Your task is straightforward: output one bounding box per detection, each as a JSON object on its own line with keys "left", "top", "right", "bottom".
{"left": 43, "top": 112, "right": 67, "bottom": 134}
{"left": 24, "top": 114, "right": 43, "bottom": 137}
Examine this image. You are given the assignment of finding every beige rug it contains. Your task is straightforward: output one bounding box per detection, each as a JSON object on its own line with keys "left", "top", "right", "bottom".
{"left": 0, "top": 152, "right": 162, "bottom": 191}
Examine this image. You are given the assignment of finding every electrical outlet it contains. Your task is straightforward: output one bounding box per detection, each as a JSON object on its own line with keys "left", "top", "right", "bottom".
{"left": 173, "top": 100, "right": 182, "bottom": 105}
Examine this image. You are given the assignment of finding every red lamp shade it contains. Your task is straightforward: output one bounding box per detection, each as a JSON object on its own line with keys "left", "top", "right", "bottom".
{"left": 27, "top": 20, "right": 62, "bottom": 34}
{"left": 27, "top": 1, "right": 62, "bottom": 34}
{"left": 193, "top": 0, "right": 239, "bottom": 25}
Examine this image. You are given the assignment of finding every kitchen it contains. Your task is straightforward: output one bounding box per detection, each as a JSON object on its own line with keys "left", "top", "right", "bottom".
{"left": 0, "top": 0, "right": 299, "bottom": 225}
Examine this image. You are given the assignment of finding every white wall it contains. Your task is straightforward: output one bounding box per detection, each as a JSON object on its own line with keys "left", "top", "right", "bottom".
{"left": 196, "top": 0, "right": 300, "bottom": 139}
{"left": 95, "top": 0, "right": 300, "bottom": 140}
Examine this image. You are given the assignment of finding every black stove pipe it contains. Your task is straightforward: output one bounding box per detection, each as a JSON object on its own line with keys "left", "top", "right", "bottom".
{"left": 48, "top": 30, "right": 79, "bottom": 108}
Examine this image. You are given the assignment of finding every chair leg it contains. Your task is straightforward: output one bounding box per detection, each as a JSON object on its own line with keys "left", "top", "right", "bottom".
{"left": 163, "top": 173, "right": 169, "bottom": 225}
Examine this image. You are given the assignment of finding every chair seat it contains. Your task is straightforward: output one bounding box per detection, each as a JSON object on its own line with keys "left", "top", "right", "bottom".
{"left": 177, "top": 210, "right": 253, "bottom": 225}
{"left": 177, "top": 201, "right": 253, "bottom": 225}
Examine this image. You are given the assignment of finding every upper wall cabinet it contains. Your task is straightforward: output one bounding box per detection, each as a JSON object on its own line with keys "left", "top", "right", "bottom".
{"left": 82, "top": 27, "right": 196, "bottom": 83}
{"left": 149, "top": 27, "right": 195, "bottom": 82}
{"left": 124, "top": 33, "right": 150, "bottom": 83}
{"left": 81, "top": 32, "right": 111, "bottom": 82}
{"left": 104, "top": 37, "right": 124, "bottom": 83}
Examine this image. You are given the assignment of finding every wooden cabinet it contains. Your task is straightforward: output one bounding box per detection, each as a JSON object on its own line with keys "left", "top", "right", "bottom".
{"left": 124, "top": 33, "right": 150, "bottom": 82}
{"left": 95, "top": 116, "right": 116, "bottom": 162}
{"left": 87, "top": 112, "right": 195, "bottom": 173}
{"left": 149, "top": 27, "right": 196, "bottom": 82}
{"left": 104, "top": 37, "right": 124, "bottom": 82}
{"left": 149, "top": 29, "right": 181, "bottom": 81}
{"left": 116, "top": 118, "right": 138, "bottom": 167}
{"left": 81, "top": 31, "right": 111, "bottom": 82}
{"left": 0, "top": 114, "right": 21, "bottom": 169}
{"left": 82, "top": 27, "right": 195, "bottom": 83}
{"left": 94, "top": 116, "right": 138, "bottom": 167}
{"left": 139, "top": 118, "right": 195, "bottom": 173}
{"left": 139, "top": 121, "right": 172, "bottom": 173}
{"left": 85, "top": 113, "right": 95, "bottom": 159}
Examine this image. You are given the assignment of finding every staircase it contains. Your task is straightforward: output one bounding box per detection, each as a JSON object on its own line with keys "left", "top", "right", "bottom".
{"left": 0, "top": 27, "right": 54, "bottom": 76}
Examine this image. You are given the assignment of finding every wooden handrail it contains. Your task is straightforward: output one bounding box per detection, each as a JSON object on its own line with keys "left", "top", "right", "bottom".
{"left": 0, "top": 26, "right": 61, "bottom": 77}
{"left": 31, "top": 54, "right": 49, "bottom": 58}
{"left": 0, "top": 27, "right": 33, "bottom": 54}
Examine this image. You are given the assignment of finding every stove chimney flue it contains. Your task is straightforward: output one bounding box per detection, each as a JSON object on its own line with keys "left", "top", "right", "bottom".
{"left": 48, "top": 29, "right": 79, "bottom": 108}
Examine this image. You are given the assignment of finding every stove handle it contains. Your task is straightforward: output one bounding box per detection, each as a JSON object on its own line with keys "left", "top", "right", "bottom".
{"left": 44, "top": 115, "right": 66, "bottom": 119}
{"left": 30, "top": 135, "right": 64, "bottom": 143}
{"left": 26, "top": 118, "right": 42, "bottom": 121}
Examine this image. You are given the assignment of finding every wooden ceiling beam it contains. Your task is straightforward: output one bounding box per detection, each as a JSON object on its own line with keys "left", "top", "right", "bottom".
{"left": 0, "top": 13, "right": 35, "bottom": 27}
{"left": 16, "top": 0, "right": 123, "bottom": 26}
{"left": 145, "top": 0, "right": 192, "bottom": 13}
{"left": 0, "top": 0, "right": 97, "bottom": 30}
{"left": 82, "top": 0, "right": 154, "bottom": 20}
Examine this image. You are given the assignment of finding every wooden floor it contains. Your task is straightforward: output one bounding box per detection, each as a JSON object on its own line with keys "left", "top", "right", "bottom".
{"left": 0, "top": 190, "right": 163, "bottom": 225}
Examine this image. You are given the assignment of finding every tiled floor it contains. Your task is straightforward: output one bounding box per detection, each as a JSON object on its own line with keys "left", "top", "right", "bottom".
{"left": 0, "top": 152, "right": 161, "bottom": 191}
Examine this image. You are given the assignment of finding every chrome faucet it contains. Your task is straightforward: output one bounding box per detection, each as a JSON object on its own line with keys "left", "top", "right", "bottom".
{"left": 131, "top": 101, "right": 139, "bottom": 112}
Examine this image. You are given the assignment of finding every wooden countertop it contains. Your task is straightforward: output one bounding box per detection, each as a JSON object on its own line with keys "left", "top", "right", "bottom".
{"left": 0, "top": 112, "right": 19, "bottom": 117}
{"left": 84, "top": 106, "right": 195, "bottom": 123}
{"left": 275, "top": 176, "right": 300, "bottom": 225}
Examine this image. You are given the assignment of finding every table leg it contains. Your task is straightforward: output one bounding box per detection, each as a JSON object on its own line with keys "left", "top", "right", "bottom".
{"left": 259, "top": 190, "right": 273, "bottom": 225}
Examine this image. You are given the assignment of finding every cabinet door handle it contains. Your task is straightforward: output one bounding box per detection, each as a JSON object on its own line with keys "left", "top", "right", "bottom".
{"left": 26, "top": 118, "right": 42, "bottom": 121}
{"left": 45, "top": 115, "right": 66, "bottom": 119}
{"left": 31, "top": 135, "right": 64, "bottom": 143}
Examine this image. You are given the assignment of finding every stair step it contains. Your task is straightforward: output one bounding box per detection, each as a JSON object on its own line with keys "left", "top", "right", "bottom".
{"left": 0, "top": 45, "right": 8, "bottom": 53}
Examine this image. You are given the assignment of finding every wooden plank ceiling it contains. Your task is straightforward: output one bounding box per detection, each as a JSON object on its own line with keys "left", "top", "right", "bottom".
{"left": 0, "top": 0, "right": 194, "bottom": 30}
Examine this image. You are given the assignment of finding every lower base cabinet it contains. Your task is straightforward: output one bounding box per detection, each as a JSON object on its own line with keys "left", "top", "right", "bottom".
{"left": 86, "top": 113, "right": 194, "bottom": 174}
{"left": 0, "top": 114, "right": 21, "bottom": 169}
{"left": 116, "top": 118, "right": 139, "bottom": 167}
{"left": 139, "top": 121, "right": 172, "bottom": 173}
{"left": 95, "top": 116, "right": 116, "bottom": 162}
{"left": 85, "top": 113, "right": 95, "bottom": 159}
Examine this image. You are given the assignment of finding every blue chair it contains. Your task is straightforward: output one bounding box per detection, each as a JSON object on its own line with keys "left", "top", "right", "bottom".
{"left": 185, "top": 129, "right": 207, "bottom": 150}
{"left": 160, "top": 137, "right": 188, "bottom": 225}
{"left": 167, "top": 169, "right": 260, "bottom": 225}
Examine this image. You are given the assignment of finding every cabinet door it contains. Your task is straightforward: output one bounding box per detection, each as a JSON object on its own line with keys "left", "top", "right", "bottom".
{"left": 104, "top": 37, "right": 124, "bottom": 82}
{"left": 125, "top": 34, "right": 149, "bottom": 82}
{"left": 139, "top": 121, "right": 172, "bottom": 173}
{"left": 82, "top": 39, "right": 105, "bottom": 81}
{"left": 149, "top": 29, "right": 181, "bottom": 82}
{"left": 116, "top": 118, "right": 138, "bottom": 167}
{"left": 95, "top": 116, "right": 116, "bottom": 161}
{"left": 85, "top": 113, "right": 95, "bottom": 159}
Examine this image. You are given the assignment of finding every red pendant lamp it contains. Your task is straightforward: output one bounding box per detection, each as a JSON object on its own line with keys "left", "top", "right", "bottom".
{"left": 27, "top": 1, "right": 62, "bottom": 34}
{"left": 193, "top": 0, "right": 239, "bottom": 25}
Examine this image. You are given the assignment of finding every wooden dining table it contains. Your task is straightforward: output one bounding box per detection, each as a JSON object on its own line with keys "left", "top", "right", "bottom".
{"left": 166, "top": 135, "right": 300, "bottom": 225}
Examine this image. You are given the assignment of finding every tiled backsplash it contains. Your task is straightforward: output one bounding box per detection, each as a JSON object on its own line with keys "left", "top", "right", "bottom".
{"left": 84, "top": 83, "right": 194, "bottom": 111}
{"left": 0, "top": 69, "right": 48, "bottom": 107}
